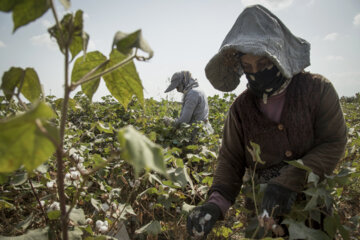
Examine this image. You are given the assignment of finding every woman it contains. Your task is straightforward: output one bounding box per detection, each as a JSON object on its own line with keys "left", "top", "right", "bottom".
{"left": 164, "top": 71, "right": 213, "bottom": 133}
{"left": 186, "top": 4, "right": 347, "bottom": 238}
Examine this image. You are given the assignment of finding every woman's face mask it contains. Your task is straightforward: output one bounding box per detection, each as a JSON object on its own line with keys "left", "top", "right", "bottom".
{"left": 240, "top": 54, "right": 287, "bottom": 98}
{"left": 245, "top": 65, "right": 287, "bottom": 98}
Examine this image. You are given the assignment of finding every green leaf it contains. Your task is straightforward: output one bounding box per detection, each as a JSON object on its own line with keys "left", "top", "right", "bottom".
{"left": 307, "top": 172, "right": 320, "bottom": 187}
{"left": 91, "top": 154, "right": 106, "bottom": 168}
{"left": 1, "top": 67, "right": 41, "bottom": 102}
{"left": 324, "top": 215, "right": 336, "bottom": 238}
{"left": 54, "top": 98, "right": 77, "bottom": 111}
{"left": 59, "top": 0, "right": 70, "bottom": 9}
{"left": 68, "top": 227, "right": 83, "bottom": 240}
{"left": 0, "top": 227, "right": 49, "bottom": 240}
{"left": 9, "top": 171, "right": 28, "bottom": 186}
{"left": 0, "top": 199, "right": 15, "bottom": 210}
{"left": 117, "top": 125, "right": 166, "bottom": 178}
{"left": 282, "top": 218, "right": 330, "bottom": 240}
{"left": 48, "top": 10, "right": 88, "bottom": 60}
{"left": 15, "top": 213, "right": 34, "bottom": 231}
{"left": 69, "top": 208, "right": 86, "bottom": 225}
{"left": 103, "top": 49, "right": 144, "bottom": 109}
{"left": 0, "top": 102, "right": 58, "bottom": 173}
{"left": 181, "top": 202, "right": 195, "bottom": 213}
{"left": 90, "top": 198, "right": 101, "bottom": 211}
{"left": 0, "top": 173, "right": 10, "bottom": 184}
{"left": 167, "top": 167, "right": 187, "bottom": 188}
{"left": 112, "top": 29, "right": 153, "bottom": 59}
{"left": 21, "top": 68, "right": 42, "bottom": 103}
{"left": 95, "top": 121, "right": 113, "bottom": 134}
{"left": 71, "top": 51, "right": 107, "bottom": 101}
{"left": 135, "top": 220, "right": 161, "bottom": 235}
{"left": 303, "top": 194, "right": 318, "bottom": 211}
{"left": 338, "top": 225, "right": 350, "bottom": 240}
{"left": 69, "top": 10, "right": 88, "bottom": 61}
{"left": 246, "top": 141, "right": 265, "bottom": 164}
{"left": 1, "top": 67, "right": 23, "bottom": 101}
{"left": 47, "top": 210, "right": 60, "bottom": 220}
{"left": 0, "top": 0, "right": 18, "bottom": 12}
{"left": 286, "top": 159, "right": 313, "bottom": 172}
{"left": 11, "top": 0, "right": 50, "bottom": 32}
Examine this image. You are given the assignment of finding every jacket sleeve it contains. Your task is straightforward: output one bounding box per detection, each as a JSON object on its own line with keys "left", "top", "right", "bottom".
{"left": 175, "top": 91, "right": 198, "bottom": 125}
{"left": 208, "top": 108, "right": 246, "bottom": 204}
{"left": 270, "top": 79, "right": 347, "bottom": 192}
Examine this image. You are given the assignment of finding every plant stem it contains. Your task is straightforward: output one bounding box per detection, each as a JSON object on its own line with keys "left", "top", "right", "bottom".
{"left": 28, "top": 179, "right": 48, "bottom": 225}
{"left": 56, "top": 39, "right": 71, "bottom": 240}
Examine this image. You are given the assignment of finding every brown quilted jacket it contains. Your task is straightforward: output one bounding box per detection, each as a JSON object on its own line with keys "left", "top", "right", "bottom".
{"left": 209, "top": 72, "right": 347, "bottom": 203}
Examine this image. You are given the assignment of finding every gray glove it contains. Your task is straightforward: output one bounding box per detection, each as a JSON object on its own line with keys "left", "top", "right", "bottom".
{"left": 186, "top": 202, "right": 222, "bottom": 238}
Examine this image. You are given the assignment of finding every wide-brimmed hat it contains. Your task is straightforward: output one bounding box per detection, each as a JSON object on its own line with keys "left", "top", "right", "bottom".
{"left": 205, "top": 4, "right": 311, "bottom": 92}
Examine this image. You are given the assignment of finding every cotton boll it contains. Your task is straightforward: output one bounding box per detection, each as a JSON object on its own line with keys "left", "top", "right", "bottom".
{"left": 96, "top": 220, "right": 103, "bottom": 229}
{"left": 99, "top": 225, "right": 108, "bottom": 233}
{"left": 46, "top": 180, "right": 56, "bottom": 189}
{"left": 49, "top": 201, "right": 60, "bottom": 211}
{"left": 65, "top": 173, "right": 71, "bottom": 180}
{"left": 70, "top": 171, "right": 80, "bottom": 180}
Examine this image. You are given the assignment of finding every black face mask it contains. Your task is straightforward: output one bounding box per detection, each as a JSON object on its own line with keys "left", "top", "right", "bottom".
{"left": 245, "top": 65, "right": 287, "bottom": 98}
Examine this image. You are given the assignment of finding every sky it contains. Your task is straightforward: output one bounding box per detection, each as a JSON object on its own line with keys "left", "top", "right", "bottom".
{"left": 0, "top": 0, "right": 360, "bottom": 102}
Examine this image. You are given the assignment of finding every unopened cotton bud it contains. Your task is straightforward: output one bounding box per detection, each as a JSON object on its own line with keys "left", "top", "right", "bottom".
{"left": 85, "top": 218, "right": 93, "bottom": 224}
{"left": 111, "top": 202, "right": 118, "bottom": 211}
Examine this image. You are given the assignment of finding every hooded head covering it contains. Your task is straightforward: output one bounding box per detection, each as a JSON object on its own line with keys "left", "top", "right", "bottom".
{"left": 205, "top": 4, "right": 311, "bottom": 92}
{"left": 164, "top": 71, "right": 199, "bottom": 93}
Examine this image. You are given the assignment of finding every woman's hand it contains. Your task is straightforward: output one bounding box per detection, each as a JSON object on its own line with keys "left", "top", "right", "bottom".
{"left": 186, "top": 202, "right": 222, "bottom": 238}
{"left": 261, "top": 183, "right": 297, "bottom": 217}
